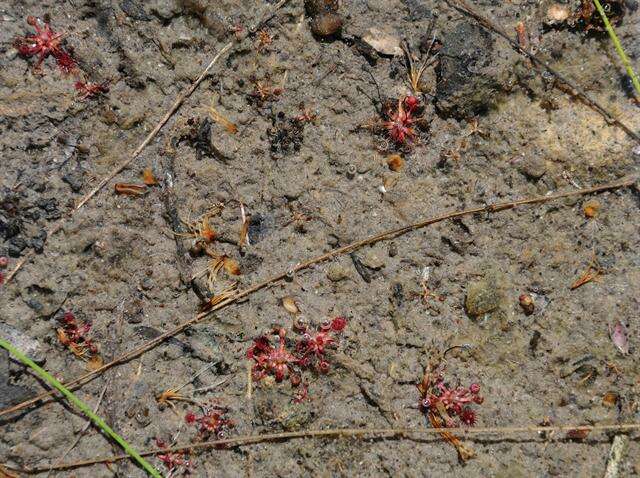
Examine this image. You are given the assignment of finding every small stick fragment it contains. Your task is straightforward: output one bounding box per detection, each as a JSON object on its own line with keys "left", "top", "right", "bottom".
{"left": 209, "top": 98, "right": 238, "bottom": 134}
{"left": 246, "top": 361, "right": 253, "bottom": 399}
{"left": 114, "top": 183, "right": 146, "bottom": 196}
{"left": 239, "top": 203, "right": 250, "bottom": 248}
{"left": 570, "top": 257, "right": 603, "bottom": 290}
{"left": 515, "top": 21, "right": 528, "bottom": 51}
{"left": 428, "top": 411, "right": 475, "bottom": 461}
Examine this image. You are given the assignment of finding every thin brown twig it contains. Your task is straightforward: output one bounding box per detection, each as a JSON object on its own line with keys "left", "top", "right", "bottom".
{"left": 9, "top": 422, "right": 640, "bottom": 473}
{"left": 444, "top": 0, "right": 640, "bottom": 143}
{"left": 0, "top": 176, "right": 635, "bottom": 418}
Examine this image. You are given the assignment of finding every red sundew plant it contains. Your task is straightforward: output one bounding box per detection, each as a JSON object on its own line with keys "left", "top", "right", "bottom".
{"left": 247, "top": 327, "right": 300, "bottom": 383}
{"left": 295, "top": 317, "right": 347, "bottom": 374}
{"left": 382, "top": 95, "right": 423, "bottom": 146}
{"left": 56, "top": 311, "right": 98, "bottom": 360}
{"left": 155, "top": 438, "right": 193, "bottom": 475}
{"left": 247, "top": 317, "right": 347, "bottom": 392}
{"left": 14, "top": 16, "right": 76, "bottom": 73}
{"left": 418, "top": 372, "right": 484, "bottom": 427}
{"left": 185, "top": 404, "right": 233, "bottom": 440}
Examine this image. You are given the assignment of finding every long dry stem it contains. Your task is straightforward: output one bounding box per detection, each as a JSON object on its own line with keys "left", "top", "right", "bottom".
{"left": 9, "top": 422, "right": 640, "bottom": 474}
{"left": 0, "top": 176, "right": 635, "bottom": 419}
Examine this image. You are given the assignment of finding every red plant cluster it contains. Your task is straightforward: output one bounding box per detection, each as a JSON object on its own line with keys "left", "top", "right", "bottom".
{"left": 14, "top": 16, "right": 109, "bottom": 100}
{"left": 247, "top": 317, "right": 347, "bottom": 389}
{"left": 14, "top": 16, "right": 75, "bottom": 73}
{"left": 185, "top": 404, "right": 233, "bottom": 440}
{"left": 56, "top": 311, "right": 98, "bottom": 359}
{"left": 419, "top": 375, "right": 484, "bottom": 427}
{"left": 383, "top": 95, "right": 421, "bottom": 145}
{"left": 155, "top": 438, "right": 193, "bottom": 475}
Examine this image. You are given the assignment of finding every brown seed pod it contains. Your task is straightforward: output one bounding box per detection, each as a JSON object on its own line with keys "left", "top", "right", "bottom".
{"left": 281, "top": 296, "right": 299, "bottom": 315}
{"left": 583, "top": 199, "right": 600, "bottom": 218}
{"left": 602, "top": 391, "right": 619, "bottom": 407}
{"left": 387, "top": 154, "right": 405, "bottom": 172}
{"left": 519, "top": 293, "right": 535, "bottom": 315}
{"left": 311, "top": 13, "right": 342, "bottom": 38}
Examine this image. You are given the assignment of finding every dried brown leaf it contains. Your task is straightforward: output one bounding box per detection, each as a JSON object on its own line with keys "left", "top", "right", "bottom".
{"left": 223, "top": 257, "right": 241, "bottom": 276}
{"left": 142, "top": 168, "right": 159, "bottom": 186}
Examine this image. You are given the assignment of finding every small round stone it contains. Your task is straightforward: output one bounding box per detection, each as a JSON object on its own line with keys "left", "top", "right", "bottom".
{"left": 311, "top": 13, "right": 342, "bottom": 38}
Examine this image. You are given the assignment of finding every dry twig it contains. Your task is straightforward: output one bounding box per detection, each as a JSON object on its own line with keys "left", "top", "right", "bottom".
{"left": 8, "top": 422, "right": 640, "bottom": 474}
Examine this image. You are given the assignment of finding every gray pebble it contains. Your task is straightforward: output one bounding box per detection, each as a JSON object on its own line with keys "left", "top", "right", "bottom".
{"left": 518, "top": 156, "right": 547, "bottom": 180}
{"left": 326, "top": 263, "right": 350, "bottom": 282}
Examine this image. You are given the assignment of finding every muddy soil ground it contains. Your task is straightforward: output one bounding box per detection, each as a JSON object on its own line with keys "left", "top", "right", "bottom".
{"left": 1, "top": 0, "right": 639, "bottom": 476}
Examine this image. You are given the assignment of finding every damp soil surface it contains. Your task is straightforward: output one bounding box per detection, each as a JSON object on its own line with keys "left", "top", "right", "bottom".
{"left": 1, "top": 0, "right": 640, "bottom": 477}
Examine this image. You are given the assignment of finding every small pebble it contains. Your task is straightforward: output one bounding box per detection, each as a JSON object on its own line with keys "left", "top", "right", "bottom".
{"left": 602, "top": 392, "right": 619, "bottom": 407}
{"left": 465, "top": 279, "right": 501, "bottom": 318}
{"left": 518, "top": 156, "right": 547, "bottom": 180}
{"left": 311, "top": 13, "right": 342, "bottom": 38}
{"left": 361, "top": 250, "right": 384, "bottom": 270}
{"left": 326, "top": 264, "right": 349, "bottom": 282}
{"left": 519, "top": 293, "right": 535, "bottom": 315}
{"left": 546, "top": 3, "right": 571, "bottom": 24}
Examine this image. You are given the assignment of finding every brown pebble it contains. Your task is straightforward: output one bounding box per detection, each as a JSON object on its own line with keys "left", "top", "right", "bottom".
{"left": 311, "top": 13, "right": 342, "bottom": 38}
{"left": 519, "top": 293, "right": 534, "bottom": 315}
{"left": 602, "top": 392, "right": 619, "bottom": 407}
{"left": 546, "top": 3, "right": 571, "bottom": 24}
{"left": 387, "top": 154, "right": 404, "bottom": 172}
{"left": 583, "top": 199, "right": 600, "bottom": 218}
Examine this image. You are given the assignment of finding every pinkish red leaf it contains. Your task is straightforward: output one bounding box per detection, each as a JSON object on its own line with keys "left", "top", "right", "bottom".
{"left": 610, "top": 320, "right": 629, "bottom": 355}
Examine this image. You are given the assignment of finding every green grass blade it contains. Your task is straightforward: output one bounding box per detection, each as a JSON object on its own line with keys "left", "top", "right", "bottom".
{"left": 593, "top": 0, "right": 640, "bottom": 99}
{"left": 0, "top": 337, "right": 162, "bottom": 478}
